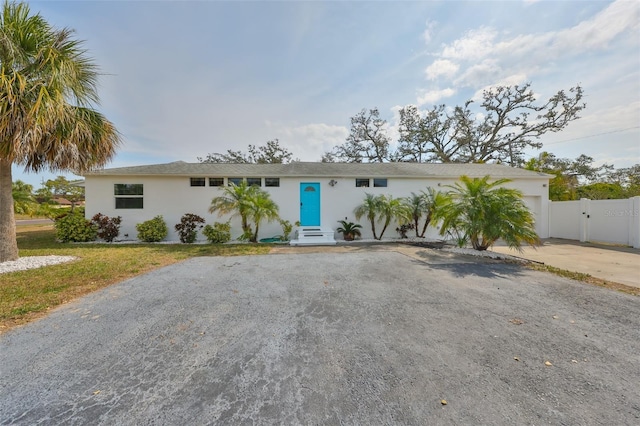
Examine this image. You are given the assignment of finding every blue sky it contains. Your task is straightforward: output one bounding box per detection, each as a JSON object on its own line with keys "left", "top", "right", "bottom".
{"left": 13, "top": 0, "right": 640, "bottom": 188}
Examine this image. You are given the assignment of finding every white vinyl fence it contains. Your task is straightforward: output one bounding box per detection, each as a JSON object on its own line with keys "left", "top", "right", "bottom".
{"left": 549, "top": 197, "right": 640, "bottom": 248}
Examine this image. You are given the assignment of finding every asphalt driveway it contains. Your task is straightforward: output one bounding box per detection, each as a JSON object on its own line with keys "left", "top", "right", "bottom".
{"left": 1, "top": 249, "right": 639, "bottom": 425}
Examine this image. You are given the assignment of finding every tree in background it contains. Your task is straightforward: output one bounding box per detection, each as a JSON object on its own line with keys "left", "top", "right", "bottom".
{"left": 0, "top": 1, "right": 120, "bottom": 262}
{"left": 396, "top": 105, "right": 455, "bottom": 163}
{"left": 199, "top": 139, "right": 295, "bottom": 164}
{"left": 41, "top": 176, "right": 85, "bottom": 211}
{"left": 323, "top": 83, "right": 584, "bottom": 166}
{"left": 323, "top": 108, "right": 391, "bottom": 163}
{"left": 12, "top": 180, "right": 36, "bottom": 215}
{"left": 524, "top": 152, "right": 638, "bottom": 200}
{"left": 433, "top": 175, "right": 539, "bottom": 251}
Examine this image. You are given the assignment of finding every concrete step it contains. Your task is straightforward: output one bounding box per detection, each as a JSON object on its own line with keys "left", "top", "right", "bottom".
{"left": 289, "top": 226, "right": 336, "bottom": 246}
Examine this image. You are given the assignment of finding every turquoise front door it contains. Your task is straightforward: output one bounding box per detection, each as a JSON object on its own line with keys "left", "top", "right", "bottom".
{"left": 300, "top": 183, "right": 320, "bottom": 226}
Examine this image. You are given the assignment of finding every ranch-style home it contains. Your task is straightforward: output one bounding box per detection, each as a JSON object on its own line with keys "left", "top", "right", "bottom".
{"left": 83, "top": 161, "right": 551, "bottom": 243}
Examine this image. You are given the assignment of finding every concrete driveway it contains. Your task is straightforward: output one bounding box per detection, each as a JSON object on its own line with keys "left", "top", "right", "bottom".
{"left": 1, "top": 249, "right": 639, "bottom": 425}
{"left": 491, "top": 238, "right": 640, "bottom": 288}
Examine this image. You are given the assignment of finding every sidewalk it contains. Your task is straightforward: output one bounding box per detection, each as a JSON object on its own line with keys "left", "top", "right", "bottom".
{"left": 491, "top": 238, "right": 640, "bottom": 288}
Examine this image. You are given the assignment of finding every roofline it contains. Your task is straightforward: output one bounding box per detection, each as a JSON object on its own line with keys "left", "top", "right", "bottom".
{"left": 84, "top": 161, "right": 553, "bottom": 179}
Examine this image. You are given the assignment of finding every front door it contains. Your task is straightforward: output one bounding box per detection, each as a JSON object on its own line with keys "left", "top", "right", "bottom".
{"left": 299, "top": 183, "right": 320, "bottom": 226}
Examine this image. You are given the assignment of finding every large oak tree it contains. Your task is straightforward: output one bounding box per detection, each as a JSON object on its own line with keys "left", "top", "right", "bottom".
{"left": 325, "top": 83, "right": 585, "bottom": 166}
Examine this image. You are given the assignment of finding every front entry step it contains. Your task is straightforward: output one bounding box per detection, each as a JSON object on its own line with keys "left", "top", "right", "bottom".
{"left": 290, "top": 226, "right": 336, "bottom": 246}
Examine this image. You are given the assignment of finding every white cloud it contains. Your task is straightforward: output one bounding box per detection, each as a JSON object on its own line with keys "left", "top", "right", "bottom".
{"left": 440, "top": 27, "right": 498, "bottom": 61}
{"left": 550, "top": 0, "right": 639, "bottom": 54}
{"left": 428, "top": 0, "right": 639, "bottom": 97}
{"left": 453, "top": 59, "right": 501, "bottom": 87}
{"left": 422, "top": 20, "right": 437, "bottom": 44}
{"left": 425, "top": 59, "right": 459, "bottom": 80}
{"left": 417, "top": 88, "right": 456, "bottom": 106}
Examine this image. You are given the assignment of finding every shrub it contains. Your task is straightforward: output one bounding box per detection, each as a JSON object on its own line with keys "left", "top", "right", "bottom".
{"left": 54, "top": 212, "right": 97, "bottom": 242}
{"left": 279, "top": 219, "right": 294, "bottom": 241}
{"left": 174, "top": 213, "right": 206, "bottom": 243}
{"left": 336, "top": 220, "right": 362, "bottom": 241}
{"left": 136, "top": 215, "right": 168, "bottom": 242}
{"left": 238, "top": 228, "right": 253, "bottom": 242}
{"left": 395, "top": 223, "right": 415, "bottom": 239}
{"left": 91, "top": 213, "right": 122, "bottom": 242}
{"left": 202, "top": 221, "right": 231, "bottom": 244}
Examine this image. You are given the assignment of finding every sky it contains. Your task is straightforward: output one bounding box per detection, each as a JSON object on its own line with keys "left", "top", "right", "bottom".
{"left": 12, "top": 0, "right": 640, "bottom": 188}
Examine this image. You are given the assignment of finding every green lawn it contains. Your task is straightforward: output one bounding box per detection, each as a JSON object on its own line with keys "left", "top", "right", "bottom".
{"left": 1, "top": 225, "right": 271, "bottom": 332}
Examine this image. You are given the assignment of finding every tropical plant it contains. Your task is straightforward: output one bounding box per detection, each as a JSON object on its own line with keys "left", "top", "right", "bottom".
{"left": 433, "top": 175, "right": 539, "bottom": 251}
{"left": 395, "top": 223, "right": 415, "bottom": 239}
{"left": 91, "top": 213, "right": 122, "bottom": 242}
{"left": 174, "top": 213, "right": 205, "bottom": 243}
{"left": 54, "top": 212, "right": 97, "bottom": 243}
{"left": 0, "top": 1, "right": 120, "bottom": 262}
{"left": 336, "top": 220, "right": 362, "bottom": 241}
{"left": 278, "top": 219, "right": 294, "bottom": 241}
{"left": 202, "top": 221, "right": 231, "bottom": 244}
{"left": 376, "top": 195, "right": 412, "bottom": 240}
{"left": 136, "top": 216, "right": 168, "bottom": 243}
{"left": 404, "top": 188, "right": 442, "bottom": 237}
{"left": 245, "top": 190, "right": 280, "bottom": 243}
{"left": 208, "top": 181, "right": 260, "bottom": 238}
{"left": 354, "top": 193, "right": 382, "bottom": 240}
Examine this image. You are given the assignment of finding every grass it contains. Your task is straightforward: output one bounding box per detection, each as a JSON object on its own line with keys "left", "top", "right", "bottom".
{"left": 1, "top": 225, "right": 270, "bottom": 333}
{"left": 526, "top": 263, "right": 640, "bottom": 296}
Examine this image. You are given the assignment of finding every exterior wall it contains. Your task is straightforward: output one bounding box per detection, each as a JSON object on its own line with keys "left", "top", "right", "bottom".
{"left": 549, "top": 197, "right": 640, "bottom": 248}
{"left": 85, "top": 174, "right": 550, "bottom": 242}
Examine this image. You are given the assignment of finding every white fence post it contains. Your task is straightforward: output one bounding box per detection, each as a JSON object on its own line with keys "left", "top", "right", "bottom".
{"left": 631, "top": 196, "right": 640, "bottom": 249}
{"left": 579, "top": 198, "right": 590, "bottom": 243}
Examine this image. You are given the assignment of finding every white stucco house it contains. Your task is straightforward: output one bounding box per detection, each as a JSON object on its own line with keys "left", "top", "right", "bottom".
{"left": 83, "top": 161, "right": 551, "bottom": 243}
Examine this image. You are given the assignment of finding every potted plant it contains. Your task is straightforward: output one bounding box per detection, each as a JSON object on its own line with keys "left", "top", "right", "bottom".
{"left": 337, "top": 220, "right": 362, "bottom": 241}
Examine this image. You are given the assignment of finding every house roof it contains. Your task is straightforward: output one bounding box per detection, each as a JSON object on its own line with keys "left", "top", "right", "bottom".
{"left": 84, "top": 161, "right": 552, "bottom": 179}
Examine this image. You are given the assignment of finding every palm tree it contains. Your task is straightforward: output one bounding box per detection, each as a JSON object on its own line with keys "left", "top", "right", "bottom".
{"left": 0, "top": 1, "right": 120, "bottom": 262}
{"left": 405, "top": 192, "right": 427, "bottom": 237}
{"left": 377, "top": 195, "right": 411, "bottom": 240}
{"left": 208, "top": 180, "right": 259, "bottom": 238}
{"left": 433, "top": 175, "right": 539, "bottom": 251}
{"left": 404, "top": 188, "right": 441, "bottom": 238}
{"left": 354, "top": 193, "right": 382, "bottom": 240}
{"left": 245, "top": 190, "right": 279, "bottom": 243}
{"left": 420, "top": 188, "right": 449, "bottom": 238}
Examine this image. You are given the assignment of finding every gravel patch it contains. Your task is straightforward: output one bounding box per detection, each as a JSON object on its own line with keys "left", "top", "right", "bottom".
{"left": 0, "top": 256, "right": 77, "bottom": 274}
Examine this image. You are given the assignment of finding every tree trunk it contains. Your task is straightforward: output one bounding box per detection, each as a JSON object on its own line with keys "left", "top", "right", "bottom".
{"left": 369, "top": 217, "right": 378, "bottom": 240}
{"left": 420, "top": 212, "right": 432, "bottom": 238}
{"left": 252, "top": 223, "right": 259, "bottom": 243}
{"left": 0, "top": 158, "right": 19, "bottom": 262}
{"left": 378, "top": 217, "right": 391, "bottom": 240}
